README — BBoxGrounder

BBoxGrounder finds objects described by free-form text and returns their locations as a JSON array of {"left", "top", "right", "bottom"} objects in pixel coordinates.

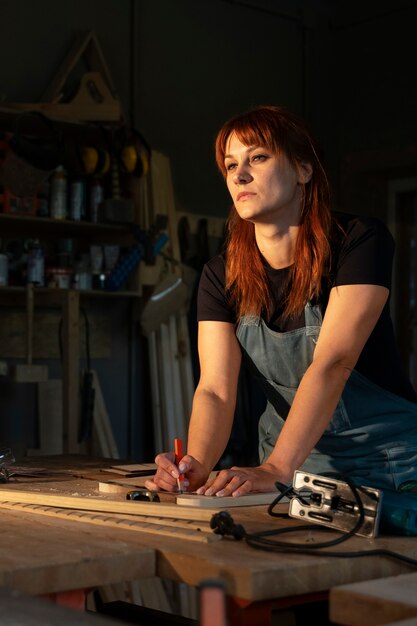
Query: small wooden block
[{"left": 176, "top": 492, "right": 279, "bottom": 508}]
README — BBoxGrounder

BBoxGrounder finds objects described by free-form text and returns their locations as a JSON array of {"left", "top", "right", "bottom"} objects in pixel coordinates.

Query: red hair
[{"left": 215, "top": 105, "right": 333, "bottom": 320}]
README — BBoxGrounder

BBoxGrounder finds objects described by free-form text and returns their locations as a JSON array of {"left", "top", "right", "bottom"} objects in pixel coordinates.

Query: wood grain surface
[{"left": 330, "top": 572, "right": 417, "bottom": 625}]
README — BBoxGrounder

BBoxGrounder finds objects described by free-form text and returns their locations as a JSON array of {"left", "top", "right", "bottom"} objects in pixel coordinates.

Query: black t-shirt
[{"left": 197, "top": 211, "right": 417, "bottom": 403}]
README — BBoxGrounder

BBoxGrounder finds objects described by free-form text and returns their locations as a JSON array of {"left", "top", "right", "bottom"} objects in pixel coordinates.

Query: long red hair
[{"left": 215, "top": 105, "right": 333, "bottom": 320}]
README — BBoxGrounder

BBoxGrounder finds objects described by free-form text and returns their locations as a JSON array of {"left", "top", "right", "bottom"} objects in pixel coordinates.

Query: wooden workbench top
[{"left": 1, "top": 456, "right": 416, "bottom": 603}]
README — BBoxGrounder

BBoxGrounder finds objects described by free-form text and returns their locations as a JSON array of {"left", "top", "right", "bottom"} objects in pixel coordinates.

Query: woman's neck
[{"left": 254, "top": 222, "right": 299, "bottom": 269}]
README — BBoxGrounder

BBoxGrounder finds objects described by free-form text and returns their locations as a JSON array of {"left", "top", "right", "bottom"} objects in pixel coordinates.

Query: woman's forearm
[
  {"left": 187, "top": 386, "right": 236, "bottom": 474},
  {"left": 267, "top": 359, "right": 350, "bottom": 482}
]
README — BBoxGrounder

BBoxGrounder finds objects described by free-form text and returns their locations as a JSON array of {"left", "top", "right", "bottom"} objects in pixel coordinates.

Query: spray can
[
  {"left": 27, "top": 239, "right": 44, "bottom": 286},
  {"left": 50, "top": 166, "right": 67, "bottom": 219},
  {"left": 89, "top": 176, "right": 104, "bottom": 223},
  {"left": 69, "top": 178, "right": 86, "bottom": 221}
]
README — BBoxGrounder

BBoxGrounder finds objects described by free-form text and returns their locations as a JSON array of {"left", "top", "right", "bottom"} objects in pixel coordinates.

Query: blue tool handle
[
  {"left": 379, "top": 489, "right": 417, "bottom": 536},
  {"left": 106, "top": 232, "right": 169, "bottom": 291}
]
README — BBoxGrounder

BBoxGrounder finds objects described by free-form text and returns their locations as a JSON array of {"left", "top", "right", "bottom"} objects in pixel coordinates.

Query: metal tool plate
[{"left": 288, "top": 471, "right": 382, "bottom": 538}]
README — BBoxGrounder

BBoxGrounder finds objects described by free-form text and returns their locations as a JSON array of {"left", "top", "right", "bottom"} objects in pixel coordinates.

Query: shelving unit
[
  {"left": 0, "top": 98, "right": 145, "bottom": 454},
  {"left": 0, "top": 214, "right": 142, "bottom": 454}
]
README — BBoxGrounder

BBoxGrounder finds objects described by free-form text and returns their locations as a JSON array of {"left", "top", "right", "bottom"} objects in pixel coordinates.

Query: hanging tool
[{"left": 105, "top": 218, "right": 169, "bottom": 291}]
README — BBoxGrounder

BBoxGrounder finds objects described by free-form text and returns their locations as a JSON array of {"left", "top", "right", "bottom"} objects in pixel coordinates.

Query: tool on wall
[
  {"left": 105, "top": 217, "right": 169, "bottom": 291},
  {"left": 12, "top": 283, "right": 48, "bottom": 383}
]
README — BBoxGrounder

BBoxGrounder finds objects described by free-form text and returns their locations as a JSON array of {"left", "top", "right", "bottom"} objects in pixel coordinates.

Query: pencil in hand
[{"left": 174, "top": 438, "right": 185, "bottom": 493}]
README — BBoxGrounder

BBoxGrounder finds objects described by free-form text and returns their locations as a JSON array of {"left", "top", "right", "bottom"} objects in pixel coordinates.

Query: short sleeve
[
  {"left": 197, "top": 255, "right": 236, "bottom": 322},
  {"left": 333, "top": 214, "right": 395, "bottom": 289}
]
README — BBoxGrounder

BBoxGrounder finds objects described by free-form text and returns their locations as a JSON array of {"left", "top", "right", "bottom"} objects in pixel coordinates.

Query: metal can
[
  {"left": 0, "top": 254, "right": 8, "bottom": 286},
  {"left": 27, "top": 240, "right": 44, "bottom": 286},
  {"left": 69, "top": 179, "right": 85, "bottom": 221},
  {"left": 50, "top": 166, "right": 67, "bottom": 220},
  {"left": 89, "top": 177, "right": 104, "bottom": 223}
]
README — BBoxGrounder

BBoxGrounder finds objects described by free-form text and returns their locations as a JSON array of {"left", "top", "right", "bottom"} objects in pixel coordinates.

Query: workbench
[{"left": 1, "top": 456, "right": 417, "bottom": 626}]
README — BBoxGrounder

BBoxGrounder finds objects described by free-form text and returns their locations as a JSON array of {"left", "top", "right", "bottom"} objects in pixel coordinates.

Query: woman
[{"left": 145, "top": 105, "right": 417, "bottom": 497}]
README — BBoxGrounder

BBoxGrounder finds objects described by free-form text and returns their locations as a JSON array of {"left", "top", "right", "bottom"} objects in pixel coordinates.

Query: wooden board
[
  {"left": 176, "top": 492, "right": 279, "bottom": 508},
  {"left": 329, "top": 572, "right": 417, "bottom": 626},
  {"left": 0, "top": 500, "right": 221, "bottom": 543},
  {"left": 0, "top": 487, "right": 216, "bottom": 521},
  {"left": 105, "top": 462, "right": 157, "bottom": 475}
]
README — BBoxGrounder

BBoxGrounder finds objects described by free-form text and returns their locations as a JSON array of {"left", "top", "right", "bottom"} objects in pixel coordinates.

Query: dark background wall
[{"left": 0, "top": 0, "right": 416, "bottom": 460}]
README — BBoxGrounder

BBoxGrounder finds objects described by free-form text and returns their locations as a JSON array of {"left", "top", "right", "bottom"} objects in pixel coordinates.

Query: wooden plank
[
  {"left": 91, "top": 370, "right": 120, "bottom": 459},
  {"left": 168, "top": 314, "right": 187, "bottom": 442},
  {"left": 13, "top": 283, "right": 48, "bottom": 383},
  {"left": 0, "top": 311, "right": 111, "bottom": 359},
  {"left": 329, "top": 572, "right": 417, "bottom": 626},
  {"left": 0, "top": 488, "right": 216, "bottom": 521},
  {"left": 177, "top": 313, "right": 195, "bottom": 418},
  {"left": 159, "top": 321, "right": 178, "bottom": 449},
  {"left": 8, "top": 101, "right": 121, "bottom": 122},
  {"left": 148, "top": 330, "right": 164, "bottom": 452},
  {"left": 109, "top": 462, "right": 157, "bottom": 474},
  {"left": 0, "top": 500, "right": 221, "bottom": 543},
  {"left": 62, "top": 290, "right": 80, "bottom": 454},
  {"left": 28, "top": 379, "right": 63, "bottom": 455}
]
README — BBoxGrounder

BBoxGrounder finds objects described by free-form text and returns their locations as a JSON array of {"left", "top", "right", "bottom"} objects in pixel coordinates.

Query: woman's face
[{"left": 224, "top": 133, "right": 311, "bottom": 224}]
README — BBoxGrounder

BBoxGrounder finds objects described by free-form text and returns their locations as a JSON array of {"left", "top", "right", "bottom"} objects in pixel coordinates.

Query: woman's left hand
[{"left": 195, "top": 462, "right": 282, "bottom": 497}]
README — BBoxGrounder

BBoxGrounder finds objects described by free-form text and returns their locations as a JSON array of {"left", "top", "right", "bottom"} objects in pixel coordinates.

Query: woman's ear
[{"left": 298, "top": 162, "right": 313, "bottom": 184}]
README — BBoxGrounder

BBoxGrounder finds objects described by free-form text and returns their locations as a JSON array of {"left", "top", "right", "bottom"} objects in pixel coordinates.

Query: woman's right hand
[{"left": 144, "top": 452, "right": 210, "bottom": 493}]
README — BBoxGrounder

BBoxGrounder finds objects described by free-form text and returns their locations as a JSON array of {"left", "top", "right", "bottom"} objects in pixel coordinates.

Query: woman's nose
[{"left": 233, "top": 166, "right": 250, "bottom": 184}]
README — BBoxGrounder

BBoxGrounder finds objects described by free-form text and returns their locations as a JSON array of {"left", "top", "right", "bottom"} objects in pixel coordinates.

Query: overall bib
[{"left": 236, "top": 303, "right": 417, "bottom": 491}]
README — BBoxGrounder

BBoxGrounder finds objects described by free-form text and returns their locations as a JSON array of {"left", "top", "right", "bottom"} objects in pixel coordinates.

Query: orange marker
[{"left": 174, "top": 438, "right": 185, "bottom": 493}]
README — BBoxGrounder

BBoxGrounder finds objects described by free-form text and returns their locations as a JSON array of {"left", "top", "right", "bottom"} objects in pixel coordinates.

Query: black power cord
[{"left": 210, "top": 475, "right": 417, "bottom": 568}]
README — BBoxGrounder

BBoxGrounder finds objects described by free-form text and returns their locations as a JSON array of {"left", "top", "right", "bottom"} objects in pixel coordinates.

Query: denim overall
[{"left": 236, "top": 302, "right": 417, "bottom": 491}]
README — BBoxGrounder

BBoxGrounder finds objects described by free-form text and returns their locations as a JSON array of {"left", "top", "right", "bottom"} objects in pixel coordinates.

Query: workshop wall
[
  {"left": 0, "top": 0, "right": 333, "bottom": 460},
  {"left": 0, "top": 0, "right": 415, "bottom": 460}
]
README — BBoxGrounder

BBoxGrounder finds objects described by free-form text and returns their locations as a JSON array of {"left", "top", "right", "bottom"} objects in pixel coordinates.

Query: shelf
[
  {"left": 0, "top": 286, "right": 140, "bottom": 307},
  {"left": 0, "top": 213, "right": 135, "bottom": 246}
]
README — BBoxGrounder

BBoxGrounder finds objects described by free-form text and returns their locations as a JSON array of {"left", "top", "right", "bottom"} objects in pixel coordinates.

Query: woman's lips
[{"left": 236, "top": 192, "right": 255, "bottom": 201}]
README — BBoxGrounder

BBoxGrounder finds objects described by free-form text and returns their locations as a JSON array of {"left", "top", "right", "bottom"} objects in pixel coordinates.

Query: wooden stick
[
  {"left": 0, "top": 500, "right": 220, "bottom": 543},
  {"left": 0, "top": 489, "right": 215, "bottom": 521},
  {"left": 92, "top": 370, "right": 120, "bottom": 459}
]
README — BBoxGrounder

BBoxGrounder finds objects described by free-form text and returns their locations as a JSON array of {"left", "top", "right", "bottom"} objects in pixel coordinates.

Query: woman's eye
[
  {"left": 251, "top": 154, "right": 267, "bottom": 162},
  {"left": 226, "top": 162, "right": 237, "bottom": 171}
]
